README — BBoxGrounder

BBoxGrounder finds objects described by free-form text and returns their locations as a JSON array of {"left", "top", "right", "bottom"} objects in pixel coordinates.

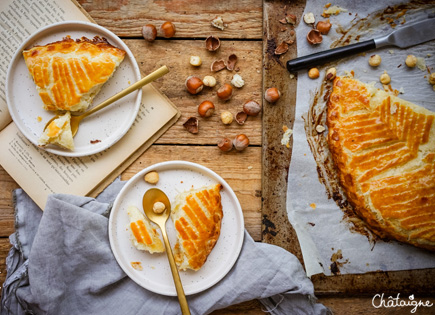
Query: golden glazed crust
[
  {"left": 327, "top": 76, "right": 435, "bottom": 251},
  {"left": 23, "top": 36, "right": 125, "bottom": 112},
  {"left": 171, "top": 184, "right": 223, "bottom": 271}
]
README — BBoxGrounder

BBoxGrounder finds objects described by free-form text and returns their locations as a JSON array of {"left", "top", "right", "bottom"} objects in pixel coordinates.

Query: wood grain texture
[
  {"left": 0, "top": 166, "right": 18, "bottom": 238},
  {"left": 261, "top": 0, "right": 305, "bottom": 259},
  {"left": 121, "top": 145, "right": 262, "bottom": 241},
  {"left": 0, "top": 238, "right": 12, "bottom": 293},
  {"left": 126, "top": 39, "right": 263, "bottom": 145},
  {"left": 77, "top": 0, "right": 262, "bottom": 39}
]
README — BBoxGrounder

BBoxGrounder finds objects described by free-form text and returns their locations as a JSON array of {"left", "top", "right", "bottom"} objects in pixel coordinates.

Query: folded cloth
[{"left": 1, "top": 180, "right": 329, "bottom": 315}]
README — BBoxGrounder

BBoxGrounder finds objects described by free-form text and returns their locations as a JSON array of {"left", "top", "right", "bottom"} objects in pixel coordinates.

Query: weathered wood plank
[
  {"left": 125, "top": 39, "right": 263, "bottom": 146},
  {"left": 77, "top": 0, "right": 263, "bottom": 39},
  {"left": 121, "top": 144, "right": 262, "bottom": 241},
  {"left": 0, "top": 167, "right": 18, "bottom": 237},
  {"left": 0, "top": 238, "right": 12, "bottom": 294}
]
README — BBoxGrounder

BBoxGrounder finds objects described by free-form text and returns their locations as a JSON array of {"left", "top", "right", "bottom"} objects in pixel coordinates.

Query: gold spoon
[
  {"left": 44, "top": 65, "right": 169, "bottom": 137},
  {"left": 142, "top": 188, "right": 191, "bottom": 315}
]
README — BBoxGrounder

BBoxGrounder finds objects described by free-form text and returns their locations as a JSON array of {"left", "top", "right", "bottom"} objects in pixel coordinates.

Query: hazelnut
[
  {"left": 405, "top": 54, "right": 418, "bottom": 68},
  {"left": 275, "top": 42, "right": 289, "bottom": 55},
  {"left": 303, "top": 12, "right": 315, "bottom": 24},
  {"left": 233, "top": 134, "right": 249, "bottom": 151},
  {"left": 160, "top": 21, "right": 176, "bottom": 38},
  {"left": 325, "top": 67, "right": 337, "bottom": 80},
  {"left": 203, "top": 76, "right": 217, "bottom": 87},
  {"left": 316, "top": 20, "right": 332, "bottom": 35},
  {"left": 211, "top": 16, "right": 225, "bottom": 30},
  {"left": 217, "top": 83, "right": 233, "bottom": 100},
  {"left": 243, "top": 100, "right": 262, "bottom": 116},
  {"left": 220, "top": 111, "right": 233, "bottom": 125},
  {"left": 369, "top": 54, "right": 382, "bottom": 67},
  {"left": 264, "top": 87, "right": 281, "bottom": 103},
  {"left": 190, "top": 56, "right": 202, "bottom": 67},
  {"left": 205, "top": 35, "right": 220, "bottom": 51},
  {"left": 198, "top": 100, "right": 215, "bottom": 117},
  {"left": 231, "top": 74, "right": 245, "bottom": 88},
  {"left": 144, "top": 171, "right": 159, "bottom": 184},
  {"left": 142, "top": 24, "right": 157, "bottom": 42},
  {"left": 211, "top": 59, "right": 226, "bottom": 72},
  {"left": 308, "top": 68, "right": 320, "bottom": 79},
  {"left": 218, "top": 138, "right": 233, "bottom": 152},
  {"left": 429, "top": 73, "right": 435, "bottom": 85},
  {"left": 185, "top": 76, "right": 204, "bottom": 94},
  {"left": 226, "top": 54, "right": 238, "bottom": 71},
  {"left": 183, "top": 117, "right": 199, "bottom": 134},
  {"left": 235, "top": 111, "right": 248, "bottom": 125},
  {"left": 307, "top": 29, "right": 323, "bottom": 45},
  {"left": 380, "top": 71, "right": 391, "bottom": 84},
  {"left": 153, "top": 201, "right": 166, "bottom": 214}
]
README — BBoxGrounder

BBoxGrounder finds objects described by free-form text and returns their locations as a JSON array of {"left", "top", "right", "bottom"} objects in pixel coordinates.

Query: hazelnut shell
[
  {"left": 183, "top": 117, "right": 199, "bottom": 134},
  {"left": 226, "top": 54, "right": 238, "bottom": 71},
  {"left": 307, "top": 29, "right": 323, "bottom": 45},
  {"left": 205, "top": 35, "right": 221, "bottom": 51},
  {"left": 275, "top": 42, "right": 289, "bottom": 55},
  {"left": 316, "top": 20, "right": 332, "bottom": 35},
  {"left": 235, "top": 111, "right": 248, "bottom": 125},
  {"left": 211, "top": 59, "right": 226, "bottom": 72}
]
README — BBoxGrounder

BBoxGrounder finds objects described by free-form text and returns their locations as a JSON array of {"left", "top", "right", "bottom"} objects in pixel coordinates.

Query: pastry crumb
[
  {"left": 131, "top": 261, "right": 143, "bottom": 271},
  {"left": 37, "top": 116, "right": 42, "bottom": 122},
  {"left": 310, "top": 203, "right": 317, "bottom": 209},
  {"left": 281, "top": 125, "right": 293, "bottom": 148}
]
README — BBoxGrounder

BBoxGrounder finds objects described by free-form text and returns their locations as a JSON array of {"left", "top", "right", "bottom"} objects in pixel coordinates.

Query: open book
[{"left": 0, "top": 0, "right": 180, "bottom": 209}]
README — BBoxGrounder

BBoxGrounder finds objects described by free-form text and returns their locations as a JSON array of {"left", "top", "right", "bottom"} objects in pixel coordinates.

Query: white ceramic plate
[
  {"left": 108, "top": 161, "right": 245, "bottom": 296},
  {"left": 6, "top": 21, "right": 142, "bottom": 157}
]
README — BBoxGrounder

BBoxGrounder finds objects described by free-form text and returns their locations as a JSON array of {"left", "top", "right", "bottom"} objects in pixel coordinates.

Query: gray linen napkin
[{"left": 1, "top": 181, "right": 329, "bottom": 315}]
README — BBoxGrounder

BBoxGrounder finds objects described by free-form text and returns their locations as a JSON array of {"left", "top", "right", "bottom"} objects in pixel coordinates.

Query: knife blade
[{"left": 287, "top": 18, "right": 435, "bottom": 73}]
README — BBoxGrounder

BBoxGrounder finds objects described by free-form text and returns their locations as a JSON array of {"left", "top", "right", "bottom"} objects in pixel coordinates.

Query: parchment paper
[{"left": 286, "top": 0, "right": 435, "bottom": 277}]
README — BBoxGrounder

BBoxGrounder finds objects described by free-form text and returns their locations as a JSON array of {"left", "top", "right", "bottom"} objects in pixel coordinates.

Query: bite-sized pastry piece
[
  {"left": 127, "top": 205, "right": 164, "bottom": 254},
  {"left": 23, "top": 36, "right": 125, "bottom": 112},
  {"left": 327, "top": 76, "right": 435, "bottom": 251},
  {"left": 38, "top": 111, "right": 74, "bottom": 150},
  {"left": 171, "top": 184, "right": 223, "bottom": 271}
]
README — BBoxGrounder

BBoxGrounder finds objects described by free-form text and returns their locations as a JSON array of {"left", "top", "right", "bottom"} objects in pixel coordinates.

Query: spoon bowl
[
  {"left": 142, "top": 188, "right": 191, "bottom": 315},
  {"left": 44, "top": 65, "right": 169, "bottom": 137}
]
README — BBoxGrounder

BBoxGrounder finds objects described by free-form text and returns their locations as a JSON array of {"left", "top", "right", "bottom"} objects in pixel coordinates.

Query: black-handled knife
[{"left": 287, "top": 18, "right": 435, "bottom": 73}]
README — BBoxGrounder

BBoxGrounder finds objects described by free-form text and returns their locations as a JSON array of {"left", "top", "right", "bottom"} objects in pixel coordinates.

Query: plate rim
[
  {"left": 108, "top": 160, "right": 245, "bottom": 296},
  {"left": 5, "top": 20, "right": 142, "bottom": 157}
]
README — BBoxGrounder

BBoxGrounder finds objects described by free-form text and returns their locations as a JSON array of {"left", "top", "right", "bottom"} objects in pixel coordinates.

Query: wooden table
[{"left": 1, "top": 1, "right": 434, "bottom": 314}]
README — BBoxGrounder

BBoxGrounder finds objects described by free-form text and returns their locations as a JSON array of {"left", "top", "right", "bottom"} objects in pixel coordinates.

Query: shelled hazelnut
[
  {"left": 369, "top": 54, "right": 382, "bottom": 67},
  {"left": 203, "top": 76, "right": 217, "bottom": 87},
  {"left": 220, "top": 111, "right": 233, "bottom": 125},
  {"left": 308, "top": 68, "right": 320, "bottom": 79},
  {"left": 160, "top": 21, "right": 176, "bottom": 38},
  {"left": 185, "top": 76, "right": 204, "bottom": 94},
  {"left": 198, "top": 100, "right": 215, "bottom": 117},
  {"left": 233, "top": 134, "right": 249, "bottom": 151},
  {"left": 405, "top": 55, "right": 417, "bottom": 68},
  {"left": 429, "top": 73, "right": 435, "bottom": 85},
  {"left": 243, "top": 100, "right": 262, "bottom": 116},
  {"left": 144, "top": 171, "right": 159, "bottom": 184},
  {"left": 142, "top": 24, "right": 157, "bottom": 42},
  {"left": 380, "top": 71, "right": 391, "bottom": 84},
  {"left": 217, "top": 83, "right": 233, "bottom": 100},
  {"left": 325, "top": 67, "right": 336, "bottom": 80},
  {"left": 303, "top": 12, "right": 315, "bottom": 25},
  {"left": 153, "top": 201, "right": 166, "bottom": 214},
  {"left": 231, "top": 74, "right": 245, "bottom": 88},
  {"left": 264, "top": 87, "right": 281, "bottom": 103},
  {"left": 190, "top": 56, "right": 202, "bottom": 66}
]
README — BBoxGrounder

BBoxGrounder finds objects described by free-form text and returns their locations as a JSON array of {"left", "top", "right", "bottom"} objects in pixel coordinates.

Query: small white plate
[
  {"left": 6, "top": 21, "right": 141, "bottom": 157},
  {"left": 108, "top": 161, "right": 245, "bottom": 296}
]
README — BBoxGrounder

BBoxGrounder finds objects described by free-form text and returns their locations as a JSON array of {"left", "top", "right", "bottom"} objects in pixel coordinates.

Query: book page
[
  {"left": 0, "top": 84, "right": 180, "bottom": 209},
  {"left": 0, "top": 0, "right": 91, "bottom": 130}
]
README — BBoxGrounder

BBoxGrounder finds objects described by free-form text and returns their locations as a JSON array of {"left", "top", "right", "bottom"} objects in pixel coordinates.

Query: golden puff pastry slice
[
  {"left": 23, "top": 36, "right": 125, "bottom": 112},
  {"left": 171, "top": 184, "right": 223, "bottom": 271},
  {"left": 327, "top": 76, "right": 435, "bottom": 251},
  {"left": 127, "top": 205, "right": 164, "bottom": 254},
  {"left": 38, "top": 111, "right": 74, "bottom": 150}
]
